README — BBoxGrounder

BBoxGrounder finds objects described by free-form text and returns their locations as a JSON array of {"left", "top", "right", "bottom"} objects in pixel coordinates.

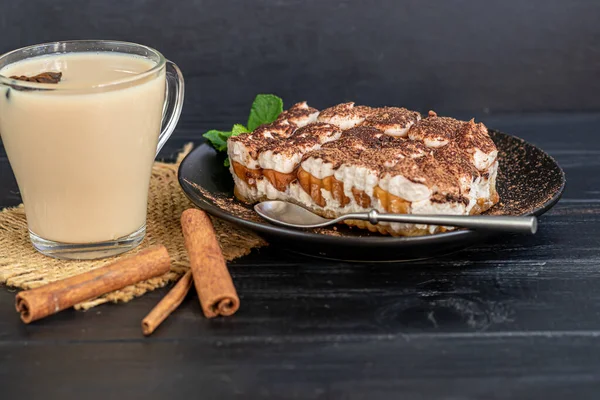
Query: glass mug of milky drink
[{"left": 0, "top": 40, "right": 184, "bottom": 260}]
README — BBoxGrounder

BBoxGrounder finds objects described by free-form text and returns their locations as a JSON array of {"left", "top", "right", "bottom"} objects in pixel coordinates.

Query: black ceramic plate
[{"left": 178, "top": 130, "right": 565, "bottom": 262}]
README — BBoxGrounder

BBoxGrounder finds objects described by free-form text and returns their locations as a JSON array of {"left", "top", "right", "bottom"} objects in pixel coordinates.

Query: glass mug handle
[{"left": 156, "top": 60, "right": 185, "bottom": 157}]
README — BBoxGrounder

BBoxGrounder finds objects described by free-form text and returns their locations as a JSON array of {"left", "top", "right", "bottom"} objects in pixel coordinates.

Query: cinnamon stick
[
  {"left": 141, "top": 270, "right": 193, "bottom": 336},
  {"left": 15, "top": 245, "right": 171, "bottom": 323},
  {"left": 181, "top": 209, "right": 240, "bottom": 318}
]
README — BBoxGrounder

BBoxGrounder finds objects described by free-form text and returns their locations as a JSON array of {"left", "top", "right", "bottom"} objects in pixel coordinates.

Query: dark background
[{"left": 2, "top": 0, "right": 599, "bottom": 130}]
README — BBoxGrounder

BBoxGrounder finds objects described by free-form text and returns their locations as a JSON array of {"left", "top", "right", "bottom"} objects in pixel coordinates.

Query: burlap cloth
[{"left": 0, "top": 143, "right": 266, "bottom": 310}]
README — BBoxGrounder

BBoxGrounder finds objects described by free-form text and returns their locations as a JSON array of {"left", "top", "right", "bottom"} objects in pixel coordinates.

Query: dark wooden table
[{"left": 1, "top": 113, "right": 599, "bottom": 399}]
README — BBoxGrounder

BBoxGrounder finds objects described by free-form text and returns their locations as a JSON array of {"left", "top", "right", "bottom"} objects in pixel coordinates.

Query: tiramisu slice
[{"left": 227, "top": 102, "right": 500, "bottom": 236}]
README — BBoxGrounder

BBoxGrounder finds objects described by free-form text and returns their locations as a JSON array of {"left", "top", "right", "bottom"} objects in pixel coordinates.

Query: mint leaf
[
  {"left": 231, "top": 124, "right": 249, "bottom": 136},
  {"left": 247, "top": 94, "right": 284, "bottom": 131},
  {"left": 203, "top": 130, "right": 230, "bottom": 152}
]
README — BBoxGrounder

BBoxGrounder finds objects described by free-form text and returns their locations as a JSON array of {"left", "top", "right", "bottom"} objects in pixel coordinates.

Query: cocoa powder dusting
[
  {"left": 360, "top": 107, "right": 421, "bottom": 131},
  {"left": 317, "top": 102, "right": 373, "bottom": 121},
  {"left": 190, "top": 182, "right": 263, "bottom": 223}
]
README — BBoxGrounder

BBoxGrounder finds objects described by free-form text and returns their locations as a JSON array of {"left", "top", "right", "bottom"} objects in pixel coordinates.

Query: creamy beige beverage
[{"left": 0, "top": 52, "right": 166, "bottom": 243}]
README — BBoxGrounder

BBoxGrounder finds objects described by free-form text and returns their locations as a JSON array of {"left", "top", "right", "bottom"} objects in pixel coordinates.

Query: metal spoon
[{"left": 254, "top": 200, "right": 537, "bottom": 234}]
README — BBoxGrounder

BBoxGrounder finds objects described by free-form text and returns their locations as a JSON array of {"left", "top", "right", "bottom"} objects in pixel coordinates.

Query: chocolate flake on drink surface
[{"left": 10, "top": 71, "right": 62, "bottom": 84}]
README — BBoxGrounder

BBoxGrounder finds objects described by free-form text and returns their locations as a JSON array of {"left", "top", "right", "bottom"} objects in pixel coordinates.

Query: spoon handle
[{"left": 341, "top": 210, "right": 537, "bottom": 234}]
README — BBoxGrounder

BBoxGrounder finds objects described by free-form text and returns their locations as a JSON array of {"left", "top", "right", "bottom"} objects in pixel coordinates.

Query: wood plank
[{"left": 1, "top": 336, "right": 600, "bottom": 399}]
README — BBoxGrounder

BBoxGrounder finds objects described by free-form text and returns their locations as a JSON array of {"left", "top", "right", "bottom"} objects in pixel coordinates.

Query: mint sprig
[
  {"left": 203, "top": 94, "right": 284, "bottom": 166},
  {"left": 247, "top": 94, "right": 284, "bottom": 131}
]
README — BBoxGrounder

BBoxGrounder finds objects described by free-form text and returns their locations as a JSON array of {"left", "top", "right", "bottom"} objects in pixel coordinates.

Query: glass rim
[{"left": 0, "top": 39, "right": 166, "bottom": 91}]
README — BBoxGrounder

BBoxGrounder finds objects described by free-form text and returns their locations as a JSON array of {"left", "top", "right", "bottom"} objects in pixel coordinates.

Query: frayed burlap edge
[{"left": 0, "top": 143, "right": 267, "bottom": 310}]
